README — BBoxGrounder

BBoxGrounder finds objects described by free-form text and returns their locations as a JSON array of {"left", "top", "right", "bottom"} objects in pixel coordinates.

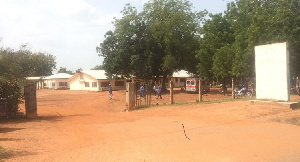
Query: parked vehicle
[
  {"left": 185, "top": 78, "right": 210, "bottom": 93},
  {"left": 234, "top": 87, "right": 252, "bottom": 98}
]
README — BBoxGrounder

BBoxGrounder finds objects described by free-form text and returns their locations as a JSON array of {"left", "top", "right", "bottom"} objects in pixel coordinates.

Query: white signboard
[{"left": 255, "top": 42, "right": 290, "bottom": 101}]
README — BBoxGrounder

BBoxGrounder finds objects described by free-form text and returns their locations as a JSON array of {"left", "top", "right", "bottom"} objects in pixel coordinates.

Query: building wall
[
  {"left": 44, "top": 78, "right": 69, "bottom": 89},
  {"left": 69, "top": 73, "right": 99, "bottom": 91},
  {"left": 155, "top": 77, "right": 186, "bottom": 88}
]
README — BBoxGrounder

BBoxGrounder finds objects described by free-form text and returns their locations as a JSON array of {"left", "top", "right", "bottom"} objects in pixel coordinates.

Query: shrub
[{"left": 0, "top": 78, "right": 24, "bottom": 117}]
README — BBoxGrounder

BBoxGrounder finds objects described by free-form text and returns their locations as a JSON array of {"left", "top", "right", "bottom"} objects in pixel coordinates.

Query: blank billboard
[{"left": 255, "top": 42, "right": 290, "bottom": 101}]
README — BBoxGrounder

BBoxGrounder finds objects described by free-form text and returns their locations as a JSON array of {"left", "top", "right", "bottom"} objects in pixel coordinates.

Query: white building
[
  {"left": 155, "top": 70, "right": 193, "bottom": 88},
  {"left": 170, "top": 70, "right": 194, "bottom": 88},
  {"left": 68, "top": 70, "right": 128, "bottom": 91},
  {"left": 43, "top": 73, "right": 73, "bottom": 89},
  {"left": 26, "top": 76, "right": 45, "bottom": 89}
]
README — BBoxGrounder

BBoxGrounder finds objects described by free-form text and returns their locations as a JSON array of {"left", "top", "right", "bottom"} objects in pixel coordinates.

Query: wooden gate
[
  {"left": 126, "top": 82, "right": 152, "bottom": 110},
  {"left": 135, "top": 82, "right": 151, "bottom": 107}
]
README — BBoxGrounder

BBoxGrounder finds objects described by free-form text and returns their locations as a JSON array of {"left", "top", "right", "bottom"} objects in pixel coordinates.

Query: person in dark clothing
[
  {"left": 108, "top": 84, "right": 112, "bottom": 99},
  {"left": 157, "top": 84, "right": 162, "bottom": 99}
]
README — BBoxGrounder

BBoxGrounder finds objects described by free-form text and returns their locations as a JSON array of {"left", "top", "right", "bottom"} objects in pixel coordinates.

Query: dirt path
[{"left": 1, "top": 89, "right": 300, "bottom": 161}]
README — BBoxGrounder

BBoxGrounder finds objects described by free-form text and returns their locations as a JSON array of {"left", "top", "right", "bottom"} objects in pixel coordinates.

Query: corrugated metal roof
[
  {"left": 172, "top": 70, "right": 193, "bottom": 78},
  {"left": 44, "top": 73, "right": 73, "bottom": 79},
  {"left": 26, "top": 76, "right": 44, "bottom": 80},
  {"left": 82, "top": 70, "right": 108, "bottom": 80}
]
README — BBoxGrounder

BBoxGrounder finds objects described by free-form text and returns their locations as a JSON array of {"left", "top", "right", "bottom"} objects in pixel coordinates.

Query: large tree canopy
[
  {"left": 57, "top": 67, "right": 74, "bottom": 75},
  {"left": 0, "top": 44, "right": 56, "bottom": 79},
  {"left": 196, "top": 13, "right": 234, "bottom": 79},
  {"left": 97, "top": 0, "right": 204, "bottom": 80},
  {"left": 98, "top": 0, "right": 300, "bottom": 82},
  {"left": 0, "top": 44, "right": 56, "bottom": 117},
  {"left": 196, "top": 0, "right": 300, "bottom": 80}
]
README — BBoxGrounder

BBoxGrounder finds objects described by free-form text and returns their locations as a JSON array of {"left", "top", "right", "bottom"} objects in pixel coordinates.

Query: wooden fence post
[
  {"left": 199, "top": 79, "right": 202, "bottom": 102},
  {"left": 232, "top": 77, "right": 235, "bottom": 99},
  {"left": 170, "top": 81, "right": 174, "bottom": 104}
]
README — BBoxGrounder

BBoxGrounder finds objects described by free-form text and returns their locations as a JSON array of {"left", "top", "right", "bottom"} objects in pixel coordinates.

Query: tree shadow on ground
[
  {"left": 0, "top": 128, "right": 25, "bottom": 133},
  {"left": 0, "top": 113, "right": 92, "bottom": 125}
]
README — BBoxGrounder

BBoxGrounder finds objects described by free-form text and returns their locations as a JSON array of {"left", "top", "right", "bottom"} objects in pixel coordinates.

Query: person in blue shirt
[
  {"left": 140, "top": 84, "right": 145, "bottom": 98},
  {"left": 157, "top": 84, "right": 162, "bottom": 99}
]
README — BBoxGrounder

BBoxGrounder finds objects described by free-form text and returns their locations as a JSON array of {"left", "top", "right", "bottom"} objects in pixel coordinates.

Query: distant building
[
  {"left": 68, "top": 70, "right": 128, "bottom": 91},
  {"left": 26, "top": 76, "right": 45, "bottom": 90},
  {"left": 170, "top": 70, "right": 194, "bottom": 88},
  {"left": 43, "top": 73, "right": 73, "bottom": 89},
  {"left": 156, "top": 70, "right": 194, "bottom": 88}
]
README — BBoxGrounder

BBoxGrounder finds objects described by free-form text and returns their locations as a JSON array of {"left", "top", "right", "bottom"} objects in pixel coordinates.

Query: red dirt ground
[{"left": 1, "top": 88, "right": 300, "bottom": 161}]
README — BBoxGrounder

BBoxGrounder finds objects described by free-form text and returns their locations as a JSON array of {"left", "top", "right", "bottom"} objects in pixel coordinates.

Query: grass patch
[
  {"left": 272, "top": 116, "right": 300, "bottom": 126},
  {"left": 0, "top": 146, "right": 13, "bottom": 161}
]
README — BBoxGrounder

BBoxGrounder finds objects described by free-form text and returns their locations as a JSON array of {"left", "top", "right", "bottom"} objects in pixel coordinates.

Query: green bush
[{"left": 0, "top": 78, "right": 24, "bottom": 117}]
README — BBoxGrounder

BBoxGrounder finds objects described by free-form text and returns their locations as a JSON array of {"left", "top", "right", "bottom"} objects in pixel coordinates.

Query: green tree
[
  {"left": 196, "top": 13, "right": 234, "bottom": 79},
  {"left": 0, "top": 46, "right": 56, "bottom": 79},
  {"left": 91, "top": 65, "right": 104, "bottom": 70},
  {"left": 212, "top": 45, "right": 234, "bottom": 80},
  {"left": 98, "top": 0, "right": 204, "bottom": 85},
  {"left": 226, "top": 0, "right": 300, "bottom": 78},
  {"left": 57, "top": 67, "right": 74, "bottom": 75},
  {"left": 0, "top": 45, "right": 56, "bottom": 117},
  {"left": 197, "top": 0, "right": 300, "bottom": 82}
]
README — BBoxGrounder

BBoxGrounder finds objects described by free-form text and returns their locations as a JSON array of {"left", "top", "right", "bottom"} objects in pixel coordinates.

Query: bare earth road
[{"left": 1, "top": 89, "right": 300, "bottom": 161}]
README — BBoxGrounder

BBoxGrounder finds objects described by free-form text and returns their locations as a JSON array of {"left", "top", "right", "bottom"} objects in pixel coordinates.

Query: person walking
[
  {"left": 108, "top": 84, "right": 112, "bottom": 99},
  {"left": 140, "top": 84, "right": 145, "bottom": 99},
  {"left": 157, "top": 84, "right": 162, "bottom": 99},
  {"left": 153, "top": 84, "right": 156, "bottom": 96}
]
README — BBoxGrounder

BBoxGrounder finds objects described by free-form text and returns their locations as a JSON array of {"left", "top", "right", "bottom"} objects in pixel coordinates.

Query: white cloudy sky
[{"left": 0, "top": 0, "right": 229, "bottom": 73}]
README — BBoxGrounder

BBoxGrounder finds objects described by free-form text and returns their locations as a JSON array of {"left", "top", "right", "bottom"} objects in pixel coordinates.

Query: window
[
  {"left": 101, "top": 82, "right": 110, "bottom": 87},
  {"left": 191, "top": 81, "right": 195, "bottom": 85},
  {"left": 187, "top": 81, "right": 191, "bottom": 85},
  {"left": 52, "top": 82, "right": 55, "bottom": 87},
  {"left": 115, "top": 81, "right": 124, "bottom": 86},
  {"left": 175, "top": 78, "right": 178, "bottom": 82},
  {"left": 180, "top": 78, "right": 186, "bottom": 82},
  {"left": 43, "top": 83, "right": 47, "bottom": 87},
  {"left": 92, "top": 82, "right": 97, "bottom": 87},
  {"left": 85, "top": 82, "right": 90, "bottom": 87},
  {"left": 59, "top": 82, "right": 67, "bottom": 87}
]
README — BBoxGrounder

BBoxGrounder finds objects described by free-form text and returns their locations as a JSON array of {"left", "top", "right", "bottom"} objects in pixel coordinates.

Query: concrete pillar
[
  {"left": 126, "top": 82, "right": 136, "bottom": 110},
  {"left": 199, "top": 79, "right": 202, "bottom": 102},
  {"left": 170, "top": 81, "right": 174, "bottom": 104},
  {"left": 232, "top": 78, "right": 235, "bottom": 99},
  {"left": 24, "top": 83, "right": 37, "bottom": 118}
]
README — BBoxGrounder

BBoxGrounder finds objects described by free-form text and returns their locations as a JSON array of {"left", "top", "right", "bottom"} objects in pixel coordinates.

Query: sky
[{"left": 0, "top": 0, "right": 230, "bottom": 74}]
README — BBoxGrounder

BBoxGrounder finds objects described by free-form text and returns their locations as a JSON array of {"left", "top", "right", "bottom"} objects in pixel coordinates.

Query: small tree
[{"left": 0, "top": 45, "right": 56, "bottom": 117}]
